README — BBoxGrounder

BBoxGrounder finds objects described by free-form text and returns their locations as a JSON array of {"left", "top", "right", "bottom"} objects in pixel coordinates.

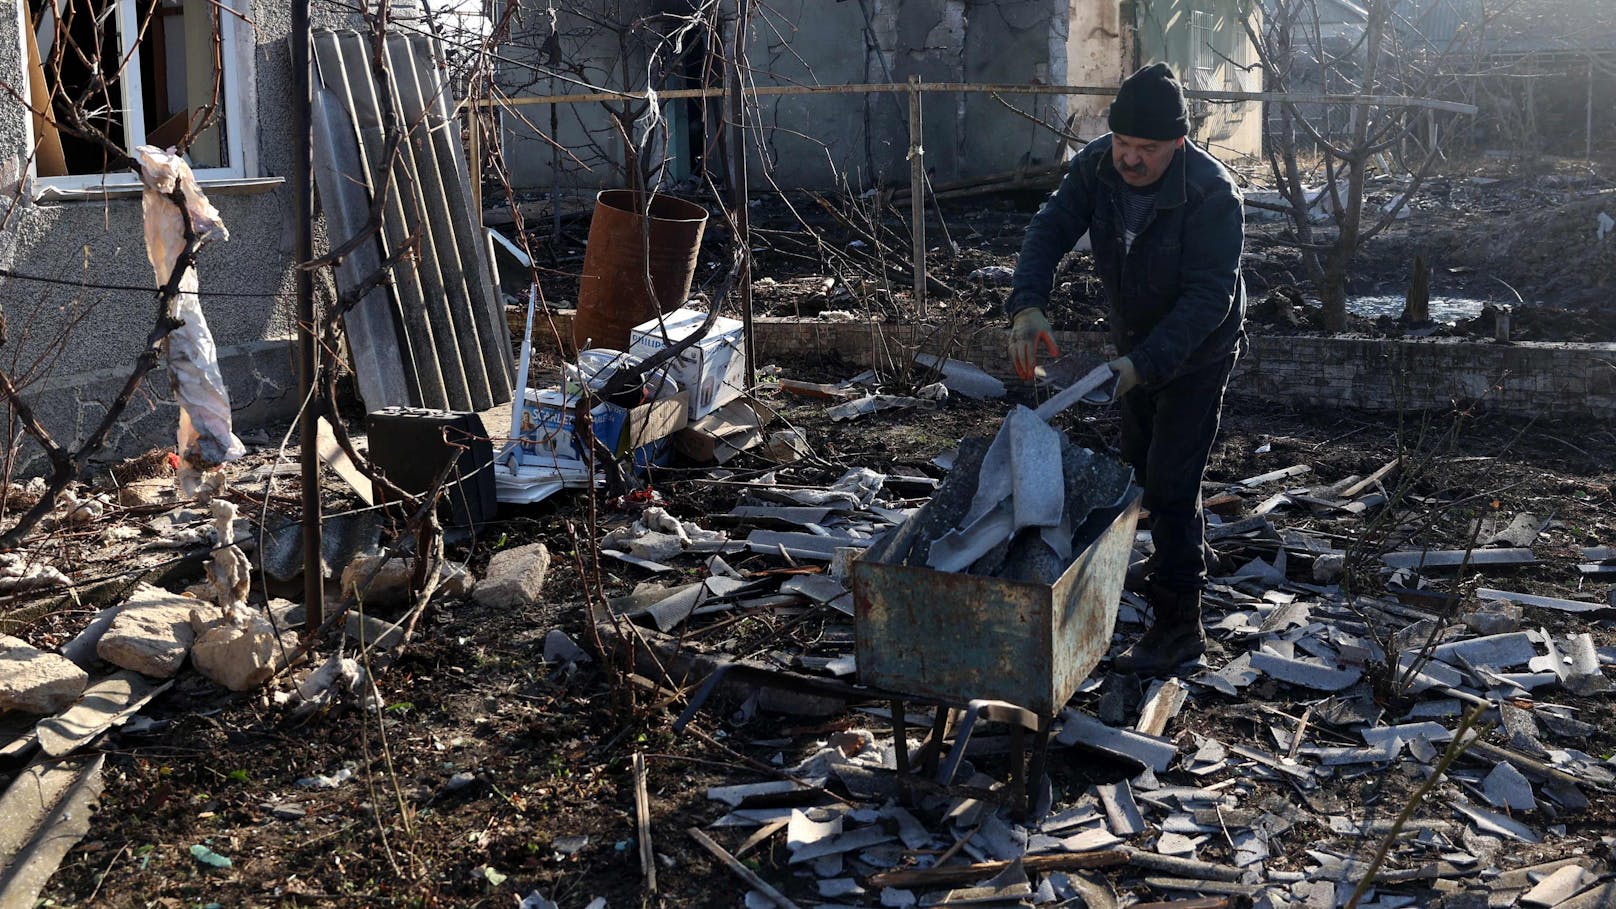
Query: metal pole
[
  {"left": 907, "top": 74, "right": 927, "bottom": 316},
  {"left": 469, "top": 105, "right": 482, "bottom": 223},
  {"left": 1588, "top": 56, "right": 1596, "bottom": 162},
  {"left": 728, "top": 0, "right": 755, "bottom": 389},
  {"left": 293, "top": 0, "right": 322, "bottom": 631}
]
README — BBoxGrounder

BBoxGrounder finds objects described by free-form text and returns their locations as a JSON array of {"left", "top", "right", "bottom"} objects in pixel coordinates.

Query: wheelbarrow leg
[
  {"left": 937, "top": 700, "right": 990, "bottom": 785},
  {"left": 921, "top": 707, "right": 953, "bottom": 777},
  {"left": 891, "top": 699, "right": 910, "bottom": 777},
  {"left": 1024, "top": 713, "right": 1054, "bottom": 820},
  {"left": 891, "top": 699, "right": 912, "bottom": 806},
  {"left": 1009, "top": 721, "right": 1027, "bottom": 812}
]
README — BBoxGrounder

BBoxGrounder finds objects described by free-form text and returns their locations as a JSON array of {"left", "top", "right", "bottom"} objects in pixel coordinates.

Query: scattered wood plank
[
  {"left": 1339, "top": 457, "right": 1399, "bottom": 499},
  {"left": 687, "top": 827, "right": 804, "bottom": 909},
  {"left": 1134, "top": 679, "right": 1187, "bottom": 738},
  {"left": 633, "top": 753, "right": 656, "bottom": 895},
  {"left": 777, "top": 379, "right": 856, "bottom": 400},
  {"left": 1132, "top": 899, "right": 1230, "bottom": 909},
  {"left": 734, "top": 818, "right": 790, "bottom": 859},
  {"left": 1122, "top": 850, "right": 1245, "bottom": 882},
  {"left": 865, "top": 850, "right": 1127, "bottom": 889},
  {"left": 1143, "top": 878, "right": 1261, "bottom": 897}
]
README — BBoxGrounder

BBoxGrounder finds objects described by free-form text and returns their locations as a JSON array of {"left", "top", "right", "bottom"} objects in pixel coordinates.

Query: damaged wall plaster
[
  {"left": 0, "top": 2, "right": 375, "bottom": 475},
  {"left": 502, "top": 0, "right": 1263, "bottom": 196}
]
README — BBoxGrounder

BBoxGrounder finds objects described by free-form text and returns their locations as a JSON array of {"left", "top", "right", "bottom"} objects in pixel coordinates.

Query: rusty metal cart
[{"left": 850, "top": 489, "right": 1141, "bottom": 808}]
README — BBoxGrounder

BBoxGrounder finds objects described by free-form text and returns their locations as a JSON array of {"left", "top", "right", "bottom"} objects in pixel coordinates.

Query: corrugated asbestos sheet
[{"left": 311, "top": 30, "right": 512, "bottom": 412}]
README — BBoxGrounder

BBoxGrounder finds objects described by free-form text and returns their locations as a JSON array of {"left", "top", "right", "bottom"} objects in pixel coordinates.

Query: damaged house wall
[
  {"left": 1136, "top": 0, "right": 1263, "bottom": 159},
  {"left": 1462, "top": 0, "right": 1616, "bottom": 155},
  {"left": 0, "top": 2, "right": 376, "bottom": 476},
  {"left": 496, "top": 0, "right": 660, "bottom": 195},
  {"left": 501, "top": 0, "right": 1264, "bottom": 196}
]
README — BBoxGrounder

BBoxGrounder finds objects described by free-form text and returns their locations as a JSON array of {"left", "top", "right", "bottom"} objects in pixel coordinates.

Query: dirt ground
[
  {"left": 21, "top": 374, "right": 1615, "bottom": 908},
  {"left": 9, "top": 155, "right": 1616, "bottom": 908}
]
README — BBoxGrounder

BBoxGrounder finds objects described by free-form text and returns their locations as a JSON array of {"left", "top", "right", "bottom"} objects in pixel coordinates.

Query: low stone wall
[{"left": 536, "top": 313, "right": 1616, "bottom": 421}]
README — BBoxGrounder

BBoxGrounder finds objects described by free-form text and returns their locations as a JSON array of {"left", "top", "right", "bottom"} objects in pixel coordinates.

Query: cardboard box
[
  {"left": 511, "top": 386, "right": 688, "bottom": 469},
  {"left": 673, "top": 397, "right": 771, "bottom": 464},
  {"left": 629, "top": 308, "right": 747, "bottom": 420}
]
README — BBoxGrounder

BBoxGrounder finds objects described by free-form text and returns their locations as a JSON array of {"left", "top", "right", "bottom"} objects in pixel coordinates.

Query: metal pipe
[
  {"left": 727, "top": 0, "right": 755, "bottom": 389},
  {"left": 479, "top": 82, "right": 1482, "bottom": 116},
  {"left": 908, "top": 75, "right": 926, "bottom": 316},
  {"left": 293, "top": 0, "right": 322, "bottom": 631}
]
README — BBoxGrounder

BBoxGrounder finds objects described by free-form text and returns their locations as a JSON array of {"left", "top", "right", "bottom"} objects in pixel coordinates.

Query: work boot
[
  {"left": 1125, "top": 543, "right": 1223, "bottom": 594},
  {"left": 1124, "top": 553, "right": 1157, "bottom": 594},
  {"left": 1112, "top": 584, "right": 1206, "bottom": 676}
]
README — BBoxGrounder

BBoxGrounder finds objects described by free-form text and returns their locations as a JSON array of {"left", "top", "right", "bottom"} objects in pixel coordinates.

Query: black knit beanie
[{"left": 1108, "top": 63, "right": 1188, "bottom": 140}]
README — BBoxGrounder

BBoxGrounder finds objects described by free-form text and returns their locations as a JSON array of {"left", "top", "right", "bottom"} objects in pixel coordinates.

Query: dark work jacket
[{"left": 1007, "top": 135, "right": 1246, "bottom": 387}]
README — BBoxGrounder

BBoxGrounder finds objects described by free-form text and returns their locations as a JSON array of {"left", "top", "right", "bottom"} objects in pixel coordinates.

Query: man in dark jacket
[{"left": 1007, "top": 63, "right": 1245, "bottom": 677}]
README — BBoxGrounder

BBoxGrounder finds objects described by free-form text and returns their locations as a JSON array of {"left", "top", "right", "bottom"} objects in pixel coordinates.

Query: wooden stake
[
  {"left": 633, "top": 752, "right": 656, "bottom": 894},
  {"left": 688, "top": 827, "right": 805, "bottom": 909}
]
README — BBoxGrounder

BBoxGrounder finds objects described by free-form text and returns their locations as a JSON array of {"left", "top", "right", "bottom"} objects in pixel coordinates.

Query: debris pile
[{"left": 595, "top": 416, "right": 1615, "bottom": 907}]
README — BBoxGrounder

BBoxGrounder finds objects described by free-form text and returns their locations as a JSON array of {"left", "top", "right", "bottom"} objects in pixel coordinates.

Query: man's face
[{"left": 1112, "top": 133, "right": 1182, "bottom": 187}]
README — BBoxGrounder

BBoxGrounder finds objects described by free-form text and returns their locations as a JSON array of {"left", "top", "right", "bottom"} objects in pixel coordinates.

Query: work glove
[
  {"left": 1108, "top": 355, "right": 1141, "bottom": 398},
  {"left": 1009, "top": 308, "right": 1059, "bottom": 382}
]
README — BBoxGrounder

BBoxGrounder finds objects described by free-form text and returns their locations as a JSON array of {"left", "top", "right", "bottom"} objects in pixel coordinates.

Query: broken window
[{"left": 26, "top": 0, "right": 249, "bottom": 185}]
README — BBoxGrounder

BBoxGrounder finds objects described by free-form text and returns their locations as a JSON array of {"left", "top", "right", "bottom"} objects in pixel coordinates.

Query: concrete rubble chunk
[
  {"left": 1057, "top": 710, "right": 1177, "bottom": 772},
  {"left": 1452, "top": 800, "right": 1540, "bottom": 843},
  {"left": 1550, "top": 883, "right": 1616, "bottom": 909},
  {"left": 1239, "top": 464, "right": 1311, "bottom": 487},
  {"left": 190, "top": 604, "right": 288, "bottom": 691},
  {"left": 1382, "top": 548, "right": 1537, "bottom": 570},
  {"left": 786, "top": 807, "right": 842, "bottom": 851},
  {"left": 914, "top": 354, "right": 1006, "bottom": 400},
  {"left": 787, "top": 826, "right": 893, "bottom": 864},
  {"left": 1363, "top": 722, "right": 1452, "bottom": 748},
  {"left": 1430, "top": 632, "right": 1536, "bottom": 670},
  {"left": 1248, "top": 651, "right": 1362, "bottom": 691},
  {"left": 780, "top": 574, "right": 847, "bottom": 604},
  {"left": 1564, "top": 633, "right": 1612, "bottom": 696},
  {"left": 1520, "top": 864, "right": 1588, "bottom": 907},
  {"left": 1096, "top": 781, "right": 1145, "bottom": 836},
  {"left": 475, "top": 542, "right": 550, "bottom": 609},
  {"left": 706, "top": 780, "right": 805, "bottom": 808},
  {"left": 0, "top": 636, "right": 89, "bottom": 715},
  {"left": 1481, "top": 761, "right": 1535, "bottom": 812},
  {"left": 1475, "top": 588, "right": 1608, "bottom": 614},
  {"left": 340, "top": 554, "right": 415, "bottom": 607},
  {"left": 884, "top": 805, "right": 930, "bottom": 851},
  {"left": 1463, "top": 600, "right": 1523, "bottom": 635},
  {"left": 95, "top": 584, "right": 197, "bottom": 678}
]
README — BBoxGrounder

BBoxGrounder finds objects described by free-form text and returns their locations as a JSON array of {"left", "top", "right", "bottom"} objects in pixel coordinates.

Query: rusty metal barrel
[{"left": 573, "top": 189, "right": 708, "bottom": 352}]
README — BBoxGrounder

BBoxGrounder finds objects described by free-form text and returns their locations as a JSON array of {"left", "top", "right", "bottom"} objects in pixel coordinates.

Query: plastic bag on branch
[{"left": 135, "top": 146, "right": 244, "bottom": 494}]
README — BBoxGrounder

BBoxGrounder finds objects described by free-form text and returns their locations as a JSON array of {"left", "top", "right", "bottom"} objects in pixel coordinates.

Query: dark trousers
[{"left": 1118, "top": 354, "right": 1235, "bottom": 593}]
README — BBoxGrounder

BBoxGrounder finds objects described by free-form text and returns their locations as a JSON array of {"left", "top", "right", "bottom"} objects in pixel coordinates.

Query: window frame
[
  {"left": 21, "top": 0, "right": 258, "bottom": 192},
  {"left": 1190, "top": 7, "right": 1218, "bottom": 88}
]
